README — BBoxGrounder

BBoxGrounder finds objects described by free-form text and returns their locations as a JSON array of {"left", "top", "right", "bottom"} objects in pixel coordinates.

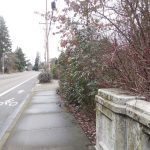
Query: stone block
[{"left": 95, "top": 88, "right": 150, "bottom": 150}]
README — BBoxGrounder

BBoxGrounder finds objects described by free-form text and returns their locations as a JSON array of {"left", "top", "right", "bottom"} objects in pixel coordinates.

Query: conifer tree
[
  {"left": 33, "top": 52, "right": 40, "bottom": 71},
  {"left": 15, "top": 47, "right": 26, "bottom": 72},
  {"left": 0, "top": 16, "right": 12, "bottom": 71}
]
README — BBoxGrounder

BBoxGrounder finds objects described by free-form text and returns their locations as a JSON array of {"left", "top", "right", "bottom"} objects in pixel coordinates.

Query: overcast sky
[{"left": 0, "top": 0, "right": 64, "bottom": 64}]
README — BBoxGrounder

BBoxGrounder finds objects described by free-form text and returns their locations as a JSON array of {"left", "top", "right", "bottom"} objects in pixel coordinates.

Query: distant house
[
  {"left": 26, "top": 63, "right": 33, "bottom": 71},
  {"left": 49, "top": 58, "right": 57, "bottom": 68}
]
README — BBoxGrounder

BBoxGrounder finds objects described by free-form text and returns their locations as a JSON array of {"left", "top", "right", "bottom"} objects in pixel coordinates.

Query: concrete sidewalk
[{"left": 1, "top": 80, "right": 94, "bottom": 150}]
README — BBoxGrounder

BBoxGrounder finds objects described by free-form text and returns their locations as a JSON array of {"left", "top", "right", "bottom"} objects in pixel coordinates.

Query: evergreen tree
[
  {"left": 0, "top": 16, "right": 12, "bottom": 71},
  {"left": 15, "top": 47, "right": 26, "bottom": 72},
  {"left": 33, "top": 52, "right": 40, "bottom": 71}
]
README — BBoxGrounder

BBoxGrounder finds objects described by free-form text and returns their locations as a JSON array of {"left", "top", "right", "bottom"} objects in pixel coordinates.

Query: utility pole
[
  {"left": 35, "top": 0, "right": 56, "bottom": 71},
  {"left": 45, "top": 0, "right": 50, "bottom": 71}
]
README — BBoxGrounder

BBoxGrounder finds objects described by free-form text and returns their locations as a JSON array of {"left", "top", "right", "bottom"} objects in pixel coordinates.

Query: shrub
[
  {"left": 51, "top": 64, "right": 59, "bottom": 79},
  {"left": 58, "top": 28, "right": 112, "bottom": 109},
  {"left": 38, "top": 71, "right": 51, "bottom": 83}
]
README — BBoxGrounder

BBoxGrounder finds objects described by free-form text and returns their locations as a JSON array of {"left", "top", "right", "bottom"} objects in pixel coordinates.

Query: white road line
[
  {"left": 17, "top": 90, "right": 25, "bottom": 94},
  {"left": 0, "top": 74, "right": 37, "bottom": 97}
]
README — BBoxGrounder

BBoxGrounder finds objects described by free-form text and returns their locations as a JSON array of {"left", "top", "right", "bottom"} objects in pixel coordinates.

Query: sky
[{"left": 0, "top": 0, "right": 64, "bottom": 64}]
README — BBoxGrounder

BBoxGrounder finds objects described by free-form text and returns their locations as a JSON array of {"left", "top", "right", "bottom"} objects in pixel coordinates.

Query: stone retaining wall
[{"left": 95, "top": 88, "right": 150, "bottom": 150}]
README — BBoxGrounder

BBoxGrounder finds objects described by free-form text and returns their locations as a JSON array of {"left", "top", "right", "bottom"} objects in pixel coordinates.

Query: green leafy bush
[
  {"left": 38, "top": 71, "right": 51, "bottom": 83},
  {"left": 58, "top": 29, "right": 112, "bottom": 109},
  {"left": 51, "top": 63, "right": 59, "bottom": 79},
  {"left": 57, "top": 0, "right": 150, "bottom": 106}
]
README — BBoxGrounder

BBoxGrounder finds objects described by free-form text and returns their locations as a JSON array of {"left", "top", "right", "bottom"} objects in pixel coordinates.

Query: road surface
[{"left": 0, "top": 71, "right": 39, "bottom": 138}]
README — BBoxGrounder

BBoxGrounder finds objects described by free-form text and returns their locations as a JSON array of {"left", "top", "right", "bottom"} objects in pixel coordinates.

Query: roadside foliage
[
  {"left": 0, "top": 16, "right": 28, "bottom": 73},
  {"left": 38, "top": 71, "right": 51, "bottom": 83},
  {"left": 56, "top": 0, "right": 150, "bottom": 111},
  {"left": 0, "top": 16, "right": 12, "bottom": 73},
  {"left": 15, "top": 47, "right": 26, "bottom": 72}
]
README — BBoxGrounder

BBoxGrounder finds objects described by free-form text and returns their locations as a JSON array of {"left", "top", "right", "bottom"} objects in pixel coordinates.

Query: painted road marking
[
  {"left": 17, "top": 90, "right": 25, "bottom": 94},
  {"left": 0, "top": 98, "right": 18, "bottom": 107},
  {"left": 0, "top": 74, "right": 37, "bottom": 97},
  {"left": 0, "top": 101, "right": 3, "bottom": 106}
]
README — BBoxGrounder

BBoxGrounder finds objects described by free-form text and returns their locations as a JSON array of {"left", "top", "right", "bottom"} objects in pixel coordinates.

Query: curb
[{"left": 0, "top": 88, "right": 35, "bottom": 149}]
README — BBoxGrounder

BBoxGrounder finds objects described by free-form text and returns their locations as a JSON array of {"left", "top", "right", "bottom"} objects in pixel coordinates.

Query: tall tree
[
  {"left": 15, "top": 47, "right": 26, "bottom": 72},
  {"left": 33, "top": 52, "right": 40, "bottom": 71},
  {"left": 0, "top": 16, "right": 12, "bottom": 71}
]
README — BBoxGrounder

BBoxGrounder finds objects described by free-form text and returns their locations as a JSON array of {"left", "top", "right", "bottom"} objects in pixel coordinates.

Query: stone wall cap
[
  {"left": 126, "top": 100, "right": 150, "bottom": 128},
  {"left": 126, "top": 100, "right": 150, "bottom": 116},
  {"left": 98, "top": 88, "right": 145, "bottom": 105},
  {"left": 96, "top": 95, "right": 126, "bottom": 114}
]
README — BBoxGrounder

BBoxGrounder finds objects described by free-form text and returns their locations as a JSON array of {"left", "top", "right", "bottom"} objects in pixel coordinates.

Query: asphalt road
[{"left": 0, "top": 71, "right": 39, "bottom": 138}]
